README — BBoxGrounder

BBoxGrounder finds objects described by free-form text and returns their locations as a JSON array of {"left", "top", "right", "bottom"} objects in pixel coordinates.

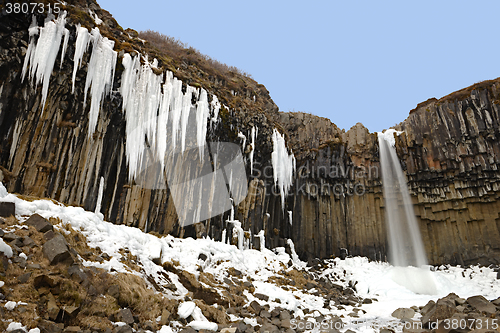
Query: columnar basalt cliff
[{"left": 1, "top": 1, "right": 499, "bottom": 266}]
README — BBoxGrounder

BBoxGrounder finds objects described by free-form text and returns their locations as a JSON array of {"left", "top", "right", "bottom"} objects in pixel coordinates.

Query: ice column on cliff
[
  {"left": 72, "top": 25, "right": 91, "bottom": 93},
  {"left": 249, "top": 126, "right": 258, "bottom": 174},
  {"left": 120, "top": 52, "right": 213, "bottom": 181},
  {"left": 84, "top": 28, "right": 117, "bottom": 137},
  {"left": 271, "top": 129, "right": 296, "bottom": 208},
  {"left": 22, "top": 12, "right": 69, "bottom": 109}
]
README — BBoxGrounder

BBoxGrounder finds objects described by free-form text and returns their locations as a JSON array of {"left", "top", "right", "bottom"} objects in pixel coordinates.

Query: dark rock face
[
  {"left": 42, "top": 235, "right": 74, "bottom": 265},
  {"left": 0, "top": 2, "right": 499, "bottom": 266},
  {"left": 0, "top": 202, "right": 15, "bottom": 217},
  {"left": 25, "top": 214, "right": 53, "bottom": 233}
]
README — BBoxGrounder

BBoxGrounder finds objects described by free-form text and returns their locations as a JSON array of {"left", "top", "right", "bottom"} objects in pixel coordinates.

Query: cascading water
[{"left": 378, "top": 130, "right": 437, "bottom": 295}]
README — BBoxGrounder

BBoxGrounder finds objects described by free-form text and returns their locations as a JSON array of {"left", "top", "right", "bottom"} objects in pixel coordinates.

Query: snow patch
[{"left": 0, "top": 238, "right": 13, "bottom": 258}]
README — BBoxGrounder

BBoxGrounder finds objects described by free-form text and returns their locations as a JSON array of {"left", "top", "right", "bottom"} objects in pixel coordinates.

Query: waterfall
[{"left": 378, "top": 130, "right": 427, "bottom": 267}]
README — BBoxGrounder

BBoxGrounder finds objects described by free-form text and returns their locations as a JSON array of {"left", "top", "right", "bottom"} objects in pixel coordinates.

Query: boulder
[
  {"left": 467, "top": 296, "right": 497, "bottom": 315},
  {"left": 25, "top": 214, "right": 53, "bottom": 233},
  {"left": 392, "top": 308, "right": 415, "bottom": 319},
  {"left": 116, "top": 308, "right": 134, "bottom": 325},
  {"left": 422, "top": 297, "right": 457, "bottom": 327},
  {"left": 43, "top": 234, "right": 73, "bottom": 265},
  {"left": 0, "top": 202, "right": 15, "bottom": 217}
]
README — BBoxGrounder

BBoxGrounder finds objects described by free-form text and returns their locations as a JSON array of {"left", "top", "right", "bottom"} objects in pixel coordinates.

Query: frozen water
[
  {"left": 21, "top": 12, "right": 69, "bottom": 110},
  {"left": 84, "top": 28, "right": 117, "bottom": 137},
  {"left": 249, "top": 126, "right": 258, "bottom": 174},
  {"left": 271, "top": 129, "right": 296, "bottom": 208},
  {"left": 72, "top": 25, "right": 91, "bottom": 93}
]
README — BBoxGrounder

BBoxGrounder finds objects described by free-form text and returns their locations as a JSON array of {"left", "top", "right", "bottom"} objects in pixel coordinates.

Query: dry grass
[{"left": 112, "top": 272, "right": 170, "bottom": 321}]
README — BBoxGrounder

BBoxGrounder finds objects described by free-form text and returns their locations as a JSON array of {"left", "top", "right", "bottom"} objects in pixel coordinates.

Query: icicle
[
  {"left": 210, "top": 95, "right": 220, "bottom": 130},
  {"left": 157, "top": 71, "right": 173, "bottom": 170},
  {"left": 271, "top": 129, "right": 296, "bottom": 209},
  {"left": 221, "top": 229, "right": 227, "bottom": 244},
  {"left": 95, "top": 176, "right": 104, "bottom": 214},
  {"left": 84, "top": 28, "right": 117, "bottom": 137},
  {"left": 21, "top": 12, "right": 69, "bottom": 109},
  {"left": 180, "top": 86, "right": 194, "bottom": 153},
  {"left": 237, "top": 132, "right": 246, "bottom": 153},
  {"left": 121, "top": 54, "right": 163, "bottom": 180},
  {"left": 255, "top": 230, "right": 265, "bottom": 251},
  {"left": 21, "top": 16, "right": 38, "bottom": 82},
  {"left": 170, "top": 77, "right": 183, "bottom": 150},
  {"left": 72, "top": 25, "right": 91, "bottom": 93},
  {"left": 196, "top": 88, "right": 210, "bottom": 159},
  {"left": 249, "top": 126, "right": 257, "bottom": 174},
  {"left": 288, "top": 210, "right": 293, "bottom": 225},
  {"left": 60, "top": 27, "right": 69, "bottom": 69},
  {"left": 287, "top": 239, "right": 300, "bottom": 264}
]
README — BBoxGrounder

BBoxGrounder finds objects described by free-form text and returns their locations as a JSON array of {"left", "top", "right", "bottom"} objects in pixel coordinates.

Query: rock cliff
[{"left": 0, "top": 1, "right": 499, "bottom": 266}]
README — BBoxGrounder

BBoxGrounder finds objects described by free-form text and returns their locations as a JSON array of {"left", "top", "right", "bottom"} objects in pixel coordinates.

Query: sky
[{"left": 96, "top": 0, "right": 500, "bottom": 133}]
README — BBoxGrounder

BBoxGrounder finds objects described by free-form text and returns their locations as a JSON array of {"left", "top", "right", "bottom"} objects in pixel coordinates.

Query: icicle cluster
[
  {"left": 271, "top": 129, "right": 296, "bottom": 209},
  {"left": 83, "top": 28, "right": 117, "bottom": 137},
  {"left": 120, "top": 53, "right": 216, "bottom": 181},
  {"left": 22, "top": 12, "right": 69, "bottom": 109}
]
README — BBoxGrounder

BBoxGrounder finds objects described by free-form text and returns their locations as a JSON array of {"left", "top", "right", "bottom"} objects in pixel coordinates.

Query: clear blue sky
[{"left": 97, "top": 0, "right": 500, "bottom": 133}]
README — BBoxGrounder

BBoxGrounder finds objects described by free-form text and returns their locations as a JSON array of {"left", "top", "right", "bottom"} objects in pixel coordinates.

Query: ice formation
[
  {"left": 210, "top": 96, "right": 221, "bottom": 129},
  {"left": 22, "top": 12, "right": 69, "bottom": 109},
  {"left": 71, "top": 25, "right": 91, "bottom": 93},
  {"left": 271, "top": 129, "right": 296, "bottom": 208},
  {"left": 83, "top": 28, "right": 117, "bottom": 137},
  {"left": 120, "top": 52, "right": 214, "bottom": 180},
  {"left": 249, "top": 126, "right": 258, "bottom": 174},
  {"left": 95, "top": 176, "right": 104, "bottom": 215}
]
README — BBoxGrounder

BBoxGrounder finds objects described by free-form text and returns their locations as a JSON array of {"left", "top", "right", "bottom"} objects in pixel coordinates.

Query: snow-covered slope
[{"left": 1, "top": 183, "right": 499, "bottom": 332}]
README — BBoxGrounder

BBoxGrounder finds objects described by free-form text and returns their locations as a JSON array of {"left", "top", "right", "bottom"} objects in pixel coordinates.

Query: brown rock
[
  {"left": 0, "top": 202, "right": 15, "bottom": 217},
  {"left": 25, "top": 214, "right": 53, "bottom": 233},
  {"left": 392, "top": 308, "right": 415, "bottom": 319},
  {"left": 422, "top": 297, "right": 457, "bottom": 327},
  {"left": 116, "top": 308, "right": 134, "bottom": 325},
  {"left": 43, "top": 234, "right": 73, "bottom": 265},
  {"left": 467, "top": 296, "right": 497, "bottom": 315}
]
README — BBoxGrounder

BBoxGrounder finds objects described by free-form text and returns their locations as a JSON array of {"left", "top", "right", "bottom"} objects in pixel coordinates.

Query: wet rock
[
  {"left": 43, "top": 234, "right": 74, "bottom": 265},
  {"left": 467, "top": 295, "right": 497, "bottom": 315},
  {"left": 0, "top": 202, "right": 15, "bottom": 217},
  {"left": 25, "top": 213, "right": 53, "bottom": 233}
]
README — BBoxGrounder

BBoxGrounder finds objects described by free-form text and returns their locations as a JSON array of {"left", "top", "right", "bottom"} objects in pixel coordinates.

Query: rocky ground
[{"left": 1, "top": 200, "right": 500, "bottom": 333}]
